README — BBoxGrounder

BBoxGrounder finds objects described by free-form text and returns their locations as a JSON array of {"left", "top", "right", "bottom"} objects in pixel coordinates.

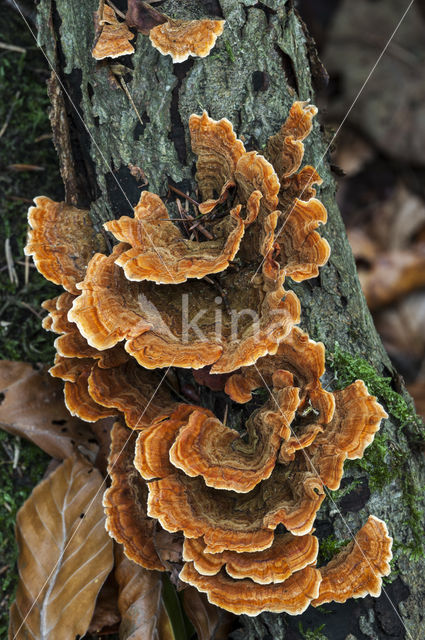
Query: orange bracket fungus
[
  {"left": 25, "top": 196, "right": 106, "bottom": 295},
  {"left": 92, "top": 5, "right": 135, "bottom": 60},
  {"left": 103, "top": 421, "right": 165, "bottom": 570},
  {"left": 149, "top": 19, "right": 225, "bottom": 63},
  {"left": 25, "top": 102, "right": 393, "bottom": 620},
  {"left": 168, "top": 384, "right": 300, "bottom": 492},
  {"left": 182, "top": 533, "right": 319, "bottom": 584},
  {"left": 179, "top": 563, "right": 321, "bottom": 616},
  {"left": 104, "top": 191, "right": 255, "bottom": 284},
  {"left": 69, "top": 243, "right": 300, "bottom": 373},
  {"left": 312, "top": 516, "right": 393, "bottom": 606}
]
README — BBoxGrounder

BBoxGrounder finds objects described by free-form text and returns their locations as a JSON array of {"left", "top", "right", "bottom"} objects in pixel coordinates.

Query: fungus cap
[
  {"left": 104, "top": 191, "right": 254, "bottom": 284},
  {"left": 312, "top": 515, "right": 393, "bottom": 606},
  {"left": 183, "top": 533, "right": 318, "bottom": 585},
  {"left": 103, "top": 421, "right": 165, "bottom": 570},
  {"left": 179, "top": 563, "right": 321, "bottom": 616},
  {"left": 25, "top": 197, "right": 106, "bottom": 295},
  {"left": 149, "top": 19, "right": 225, "bottom": 63},
  {"left": 69, "top": 243, "right": 300, "bottom": 373},
  {"left": 92, "top": 5, "right": 135, "bottom": 60}
]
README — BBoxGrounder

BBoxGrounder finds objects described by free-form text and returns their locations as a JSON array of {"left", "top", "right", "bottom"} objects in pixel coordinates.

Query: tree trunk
[{"left": 36, "top": 0, "right": 425, "bottom": 638}]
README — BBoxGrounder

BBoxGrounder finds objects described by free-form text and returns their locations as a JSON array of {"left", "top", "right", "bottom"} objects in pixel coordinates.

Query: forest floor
[{"left": 0, "top": 5, "right": 62, "bottom": 633}]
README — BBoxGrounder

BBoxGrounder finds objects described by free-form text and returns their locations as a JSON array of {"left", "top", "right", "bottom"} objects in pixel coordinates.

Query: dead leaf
[
  {"left": 407, "top": 380, "right": 425, "bottom": 420},
  {"left": 115, "top": 545, "right": 175, "bottom": 640},
  {"left": 88, "top": 571, "right": 121, "bottom": 634},
  {"left": 375, "top": 292, "right": 425, "bottom": 371},
  {"left": 126, "top": 0, "right": 167, "bottom": 35},
  {"left": 9, "top": 455, "right": 113, "bottom": 640},
  {"left": 0, "top": 360, "right": 97, "bottom": 460},
  {"left": 323, "top": 0, "right": 425, "bottom": 164},
  {"left": 358, "top": 246, "right": 425, "bottom": 310},
  {"left": 181, "top": 586, "right": 235, "bottom": 640}
]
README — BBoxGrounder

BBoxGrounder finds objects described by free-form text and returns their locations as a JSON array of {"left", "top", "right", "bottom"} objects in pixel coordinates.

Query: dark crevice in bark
[
  {"left": 133, "top": 112, "right": 150, "bottom": 139},
  {"left": 200, "top": 0, "right": 224, "bottom": 18},
  {"left": 274, "top": 44, "right": 299, "bottom": 95},
  {"left": 105, "top": 165, "right": 142, "bottom": 215},
  {"left": 253, "top": 2, "right": 277, "bottom": 23},
  {"left": 169, "top": 58, "right": 194, "bottom": 165}
]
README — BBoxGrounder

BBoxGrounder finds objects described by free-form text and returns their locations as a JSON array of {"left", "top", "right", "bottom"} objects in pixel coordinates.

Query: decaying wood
[{"left": 34, "top": 0, "right": 425, "bottom": 638}]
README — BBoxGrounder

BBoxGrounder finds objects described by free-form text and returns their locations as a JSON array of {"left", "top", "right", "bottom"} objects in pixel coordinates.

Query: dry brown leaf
[
  {"left": 181, "top": 586, "right": 234, "bottom": 640},
  {"left": 323, "top": 0, "right": 425, "bottom": 164},
  {"left": 375, "top": 292, "right": 425, "bottom": 363},
  {"left": 88, "top": 571, "right": 121, "bottom": 634},
  {"left": 9, "top": 455, "right": 113, "bottom": 640},
  {"left": 358, "top": 246, "right": 425, "bottom": 310},
  {"left": 407, "top": 380, "right": 425, "bottom": 420},
  {"left": 115, "top": 545, "right": 175, "bottom": 640},
  {"left": 0, "top": 360, "right": 97, "bottom": 460}
]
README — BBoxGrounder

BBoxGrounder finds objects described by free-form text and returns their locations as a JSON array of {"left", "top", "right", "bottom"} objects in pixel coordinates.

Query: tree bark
[{"left": 36, "top": 1, "right": 425, "bottom": 638}]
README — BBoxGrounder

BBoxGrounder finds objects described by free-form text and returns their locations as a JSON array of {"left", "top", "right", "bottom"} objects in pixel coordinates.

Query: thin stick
[
  {"left": 0, "top": 90, "right": 20, "bottom": 139},
  {"left": 119, "top": 76, "right": 144, "bottom": 129},
  {"left": 98, "top": 0, "right": 105, "bottom": 22},
  {"left": 105, "top": 0, "right": 126, "bottom": 19},
  {"left": 223, "top": 403, "right": 228, "bottom": 427},
  {"left": 0, "top": 42, "right": 26, "bottom": 53},
  {"left": 168, "top": 183, "right": 200, "bottom": 208}
]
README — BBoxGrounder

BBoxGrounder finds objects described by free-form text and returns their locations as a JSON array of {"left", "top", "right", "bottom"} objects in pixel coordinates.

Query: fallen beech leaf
[
  {"left": 9, "top": 455, "right": 113, "bottom": 640},
  {"left": 88, "top": 571, "right": 120, "bottom": 634},
  {"left": 115, "top": 545, "right": 175, "bottom": 640},
  {"left": 359, "top": 246, "right": 425, "bottom": 310},
  {"left": 126, "top": 0, "right": 167, "bottom": 35},
  {"left": 0, "top": 360, "right": 97, "bottom": 460},
  {"left": 181, "top": 586, "right": 234, "bottom": 640},
  {"left": 407, "top": 380, "right": 425, "bottom": 420}
]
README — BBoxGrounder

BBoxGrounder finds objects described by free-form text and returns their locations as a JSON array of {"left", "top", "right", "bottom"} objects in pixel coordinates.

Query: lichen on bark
[{"left": 36, "top": 0, "right": 425, "bottom": 637}]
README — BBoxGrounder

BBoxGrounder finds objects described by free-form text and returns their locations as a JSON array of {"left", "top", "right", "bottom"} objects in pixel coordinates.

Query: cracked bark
[{"left": 36, "top": 0, "right": 425, "bottom": 638}]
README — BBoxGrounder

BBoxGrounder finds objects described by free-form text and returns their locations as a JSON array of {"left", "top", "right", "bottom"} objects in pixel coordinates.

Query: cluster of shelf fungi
[{"left": 25, "top": 100, "right": 393, "bottom": 616}]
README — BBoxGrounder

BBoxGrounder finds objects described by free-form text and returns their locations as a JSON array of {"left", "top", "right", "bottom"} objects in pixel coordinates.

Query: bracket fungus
[
  {"left": 182, "top": 534, "right": 319, "bottom": 585},
  {"left": 92, "top": 5, "right": 135, "bottom": 60},
  {"left": 69, "top": 243, "right": 300, "bottom": 373},
  {"left": 149, "top": 19, "right": 225, "bottom": 63},
  {"left": 103, "top": 421, "right": 165, "bottom": 570},
  {"left": 168, "top": 384, "right": 300, "bottom": 492},
  {"left": 179, "top": 563, "right": 321, "bottom": 616},
  {"left": 104, "top": 191, "right": 255, "bottom": 284},
  {"left": 312, "top": 516, "right": 393, "bottom": 606},
  {"left": 25, "top": 197, "right": 106, "bottom": 295},
  {"left": 25, "top": 102, "right": 393, "bottom": 620},
  {"left": 189, "top": 108, "right": 330, "bottom": 278}
]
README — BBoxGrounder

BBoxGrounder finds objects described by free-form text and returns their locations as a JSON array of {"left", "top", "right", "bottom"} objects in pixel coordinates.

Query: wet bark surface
[{"left": 37, "top": 1, "right": 425, "bottom": 638}]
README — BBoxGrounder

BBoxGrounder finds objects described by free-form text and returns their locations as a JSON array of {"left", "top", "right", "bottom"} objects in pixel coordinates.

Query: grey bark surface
[{"left": 36, "top": 1, "right": 425, "bottom": 638}]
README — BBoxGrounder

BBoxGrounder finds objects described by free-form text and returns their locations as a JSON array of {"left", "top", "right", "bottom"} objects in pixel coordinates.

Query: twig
[
  {"left": 34, "top": 133, "right": 53, "bottom": 143},
  {"left": 105, "top": 0, "right": 126, "bottom": 19},
  {"left": 118, "top": 76, "right": 144, "bottom": 129},
  {"left": 223, "top": 403, "right": 228, "bottom": 427},
  {"left": 204, "top": 276, "right": 231, "bottom": 314},
  {"left": 24, "top": 255, "right": 30, "bottom": 285},
  {"left": 13, "top": 438, "right": 21, "bottom": 470},
  {"left": 4, "top": 238, "right": 18, "bottom": 286},
  {"left": 0, "top": 90, "right": 20, "bottom": 139},
  {"left": 168, "top": 183, "right": 200, "bottom": 208},
  {"left": 98, "top": 0, "right": 105, "bottom": 22},
  {"left": 0, "top": 42, "right": 26, "bottom": 54},
  {"left": 175, "top": 198, "right": 193, "bottom": 240}
]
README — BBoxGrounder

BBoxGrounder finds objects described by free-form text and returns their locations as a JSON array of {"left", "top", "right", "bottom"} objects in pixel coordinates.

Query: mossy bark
[{"left": 37, "top": 1, "right": 425, "bottom": 638}]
